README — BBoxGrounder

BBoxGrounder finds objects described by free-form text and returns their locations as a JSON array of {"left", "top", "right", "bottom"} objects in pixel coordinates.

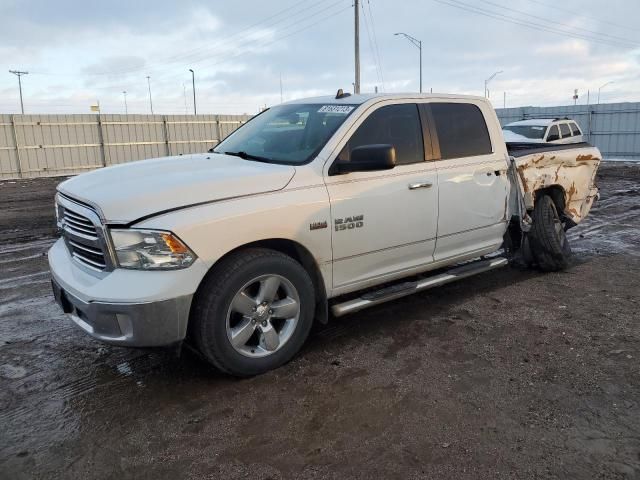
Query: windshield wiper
[{"left": 223, "top": 151, "right": 273, "bottom": 163}]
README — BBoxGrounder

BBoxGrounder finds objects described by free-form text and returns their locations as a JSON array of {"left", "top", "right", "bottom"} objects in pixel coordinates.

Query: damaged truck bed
[
  {"left": 508, "top": 142, "right": 601, "bottom": 227},
  {"left": 505, "top": 141, "right": 601, "bottom": 272}
]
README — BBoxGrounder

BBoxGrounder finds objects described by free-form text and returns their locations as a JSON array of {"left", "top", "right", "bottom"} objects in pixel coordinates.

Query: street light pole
[
  {"left": 597, "top": 81, "right": 614, "bottom": 105},
  {"left": 146, "top": 76, "right": 154, "bottom": 114},
  {"left": 189, "top": 69, "right": 197, "bottom": 115},
  {"left": 122, "top": 91, "right": 128, "bottom": 114},
  {"left": 394, "top": 33, "right": 422, "bottom": 93},
  {"left": 484, "top": 70, "right": 503, "bottom": 98},
  {"left": 9, "top": 70, "right": 28, "bottom": 114}
]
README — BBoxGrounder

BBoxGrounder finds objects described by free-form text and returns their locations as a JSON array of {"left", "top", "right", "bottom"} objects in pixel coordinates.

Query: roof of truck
[{"left": 284, "top": 92, "right": 488, "bottom": 105}]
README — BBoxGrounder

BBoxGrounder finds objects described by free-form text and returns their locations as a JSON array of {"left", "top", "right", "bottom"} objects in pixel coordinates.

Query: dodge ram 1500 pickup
[{"left": 49, "top": 91, "right": 601, "bottom": 376}]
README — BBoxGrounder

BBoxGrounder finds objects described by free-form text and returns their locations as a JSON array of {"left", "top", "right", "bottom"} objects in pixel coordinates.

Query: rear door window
[
  {"left": 547, "top": 125, "right": 560, "bottom": 140},
  {"left": 429, "top": 103, "right": 492, "bottom": 159},
  {"left": 559, "top": 123, "right": 572, "bottom": 137},
  {"left": 570, "top": 122, "right": 582, "bottom": 136},
  {"left": 339, "top": 104, "right": 425, "bottom": 165}
]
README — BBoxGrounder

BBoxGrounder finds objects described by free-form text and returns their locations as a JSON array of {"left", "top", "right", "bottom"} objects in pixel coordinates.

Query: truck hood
[{"left": 57, "top": 154, "right": 296, "bottom": 223}]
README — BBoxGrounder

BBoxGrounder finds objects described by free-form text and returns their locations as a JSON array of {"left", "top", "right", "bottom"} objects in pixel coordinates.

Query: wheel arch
[
  {"left": 533, "top": 185, "right": 574, "bottom": 226},
  {"left": 193, "top": 238, "right": 329, "bottom": 327}
]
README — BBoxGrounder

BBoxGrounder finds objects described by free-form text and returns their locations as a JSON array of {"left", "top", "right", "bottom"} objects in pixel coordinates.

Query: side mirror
[
  {"left": 331, "top": 144, "right": 396, "bottom": 175},
  {"left": 546, "top": 133, "right": 560, "bottom": 142}
]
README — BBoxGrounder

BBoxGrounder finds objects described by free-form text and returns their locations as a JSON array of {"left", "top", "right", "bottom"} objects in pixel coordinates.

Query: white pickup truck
[{"left": 49, "top": 92, "right": 601, "bottom": 376}]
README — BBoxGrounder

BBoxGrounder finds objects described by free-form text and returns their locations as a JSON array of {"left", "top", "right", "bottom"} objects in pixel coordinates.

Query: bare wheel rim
[{"left": 225, "top": 274, "right": 301, "bottom": 358}]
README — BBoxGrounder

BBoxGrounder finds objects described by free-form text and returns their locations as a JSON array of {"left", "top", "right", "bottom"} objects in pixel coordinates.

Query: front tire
[
  {"left": 529, "top": 194, "right": 572, "bottom": 271},
  {"left": 190, "top": 248, "right": 315, "bottom": 377}
]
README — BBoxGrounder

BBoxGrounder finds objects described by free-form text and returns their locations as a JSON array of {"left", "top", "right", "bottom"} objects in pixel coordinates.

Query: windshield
[
  {"left": 503, "top": 125, "right": 548, "bottom": 140},
  {"left": 213, "top": 103, "right": 358, "bottom": 165}
]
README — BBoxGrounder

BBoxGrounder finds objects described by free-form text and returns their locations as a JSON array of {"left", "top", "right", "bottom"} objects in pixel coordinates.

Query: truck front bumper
[{"left": 48, "top": 238, "right": 208, "bottom": 347}]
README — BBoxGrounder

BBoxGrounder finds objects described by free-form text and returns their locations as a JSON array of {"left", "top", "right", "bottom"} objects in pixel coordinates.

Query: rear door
[
  {"left": 559, "top": 122, "right": 573, "bottom": 144},
  {"left": 569, "top": 121, "right": 584, "bottom": 142},
  {"left": 325, "top": 102, "right": 439, "bottom": 291},
  {"left": 546, "top": 124, "right": 561, "bottom": 143},
  {"left": 426, "top": 101, "right": 510, "bottom": 262}
]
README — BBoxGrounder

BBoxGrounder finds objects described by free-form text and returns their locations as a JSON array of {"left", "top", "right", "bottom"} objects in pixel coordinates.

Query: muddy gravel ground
[{"left": 1, "top": 162, "right": 639, "bottom": 480}]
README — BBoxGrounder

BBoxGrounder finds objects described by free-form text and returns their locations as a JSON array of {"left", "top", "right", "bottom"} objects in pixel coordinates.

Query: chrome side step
[{"left": 331, "top": 257, "right": 508, "bottom": 317}]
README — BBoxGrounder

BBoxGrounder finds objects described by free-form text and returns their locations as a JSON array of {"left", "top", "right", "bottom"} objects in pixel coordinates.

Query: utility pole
[
  {"left": 122, "top": 91, "right": 128, "bottom": 114},
  {"left": 146, "top": 76, "right": 154, "bottom": 114},
  {"left": 394, "top": 33, "right": 423, "bottom": 93},
  {"left": 9, "top": 70, "right": 28, "bottom": 114},
  {"left": 503, "top": 91, "right": 506, "bottom": 109},
  {"left": 189, "top": 69, "right": 197, "bottom": 115},
  {"left": 354, "top": 0, "right": 360, "bottom": 94}
]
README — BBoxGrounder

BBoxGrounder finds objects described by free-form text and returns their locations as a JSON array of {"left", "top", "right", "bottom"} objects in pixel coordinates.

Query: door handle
[{"left": 408, "top": 181, "right": 433, "bottom": 190}]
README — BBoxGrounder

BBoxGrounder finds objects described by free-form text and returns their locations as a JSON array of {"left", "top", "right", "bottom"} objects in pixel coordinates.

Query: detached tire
[
  {"left": 191, "top": 248, "right": 315, "bottom": 377},
  {"left": 529, "top": 194, "right": 572, "bottom": 271}
]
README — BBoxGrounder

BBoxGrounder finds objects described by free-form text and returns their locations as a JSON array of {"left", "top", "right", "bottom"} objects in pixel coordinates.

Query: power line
[
  {"left": 34, "top": 1, "right": 350, "bottom": 96},
  {"left": 66, "top": 0, "right": 346, "bottom": 96},
  {"left": 432, "top": 0, "right": 639, "bottom": 49},
  {"left": 77, "top": 0, "right": 341, "bottom": 77},
  {"left": 354, "top": 0, "right": 360, "bottom": 94},
  {"left": 4, "top": 3, "right": 352, "bottom": 113},
  {"left": 522, "top": 0, "right": 640, "bottom": 34},
  {"left": 150, "top": 4, "right": 352, "bottom": 86},
  {"left": 478, "top": 0, "right": 639, "bottom": 47},
  {"left": 366, "top": 0, "right": 385, "bottom": 91},
  {"left": 360, "top": 0, "right": 382, "bottom": 86}
]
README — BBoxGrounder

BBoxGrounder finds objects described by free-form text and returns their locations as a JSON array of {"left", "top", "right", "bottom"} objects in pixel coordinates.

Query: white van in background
[{"left": 502, "top": 118, "right": 585, "bottom": 144}]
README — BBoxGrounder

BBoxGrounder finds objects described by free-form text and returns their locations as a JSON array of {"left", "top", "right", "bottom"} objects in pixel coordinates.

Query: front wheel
[
  {"left": 529, "top": 194, "right": 572, "bottom": 271},
  {"left": 190, "top": 248, "right": 315, "bottom": 377}
]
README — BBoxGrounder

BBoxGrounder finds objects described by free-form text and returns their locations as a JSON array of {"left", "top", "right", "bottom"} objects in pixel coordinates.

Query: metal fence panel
[
  {"left": 102, "top": 114, "right": 167, "bottom": 166},
  {"left": 0, "top": 113, "right": 250, "bottom": 179},
  {"left": 0, "top": 115, "right": 19, "bottom": 178},
  {"left": 3, "top": 103, "right": 638, "bottom": 179},
  {"left": 166, "top": 115, "right": 219, "bottom": 156},
  {"left": 496, "top": 102, "right": 640, "bottom": 159}
]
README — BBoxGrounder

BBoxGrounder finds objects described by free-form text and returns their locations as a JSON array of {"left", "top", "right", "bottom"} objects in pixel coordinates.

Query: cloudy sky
[{"left": 0, "top": 0, "right": 638, "bottom": 114}]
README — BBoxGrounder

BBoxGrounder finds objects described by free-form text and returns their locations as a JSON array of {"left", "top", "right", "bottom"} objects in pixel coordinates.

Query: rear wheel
[
  {"left": 529, "top": 194, "right": 572, "bottom": 271},
  {"left": 191, "top": 248, "right": 315, "bottom": 377}
]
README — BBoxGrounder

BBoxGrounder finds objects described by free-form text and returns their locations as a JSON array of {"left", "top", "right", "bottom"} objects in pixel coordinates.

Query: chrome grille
[
  {"left": 62, "top": 208, "right": 99, "bottom": 240},
  {"left": 59, "top": 199, "right": 108, "bottom": 272}
]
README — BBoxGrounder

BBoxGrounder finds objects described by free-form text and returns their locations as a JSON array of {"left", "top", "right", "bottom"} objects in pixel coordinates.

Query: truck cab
[{"left": 49, "top": 92, "right": 600, "bottom": 376}]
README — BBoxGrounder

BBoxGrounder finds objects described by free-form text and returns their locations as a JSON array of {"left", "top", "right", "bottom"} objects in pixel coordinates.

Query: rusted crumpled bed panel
[{"left": 514, "top": 146, "right": 601, "bottom": 224}]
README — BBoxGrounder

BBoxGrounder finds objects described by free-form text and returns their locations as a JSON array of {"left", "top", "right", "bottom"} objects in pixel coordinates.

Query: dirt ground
[{"left": 1, "top": 162, "right": 639, "bottom": 480}]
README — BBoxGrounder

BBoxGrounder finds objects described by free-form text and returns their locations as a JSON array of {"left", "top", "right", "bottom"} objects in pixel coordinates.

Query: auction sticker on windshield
[{"left": 318, "top": 105, "right": 355, "bottom": 114}]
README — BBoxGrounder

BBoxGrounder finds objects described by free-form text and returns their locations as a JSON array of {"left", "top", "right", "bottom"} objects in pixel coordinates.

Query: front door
[{"left": 324, "top": 103, "right": 439, "bottom": 292}]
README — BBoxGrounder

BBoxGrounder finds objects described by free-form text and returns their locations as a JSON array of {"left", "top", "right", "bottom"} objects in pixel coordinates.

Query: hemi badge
[{"left": 310, "top": 221, "right": 328, "bottom": 231}]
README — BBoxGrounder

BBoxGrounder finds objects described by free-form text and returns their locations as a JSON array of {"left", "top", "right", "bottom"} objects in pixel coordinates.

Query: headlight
[{"left": 110, "top": 229, "right": 196, "bottom": 270}]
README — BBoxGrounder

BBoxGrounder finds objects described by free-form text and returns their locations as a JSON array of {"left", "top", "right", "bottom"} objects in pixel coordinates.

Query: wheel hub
[
  {"left": 226, "top": 274, "right": 301, "bottom": 358},
  {"left": 255, "top": 304, "right": 270, "bottom": 319}
]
